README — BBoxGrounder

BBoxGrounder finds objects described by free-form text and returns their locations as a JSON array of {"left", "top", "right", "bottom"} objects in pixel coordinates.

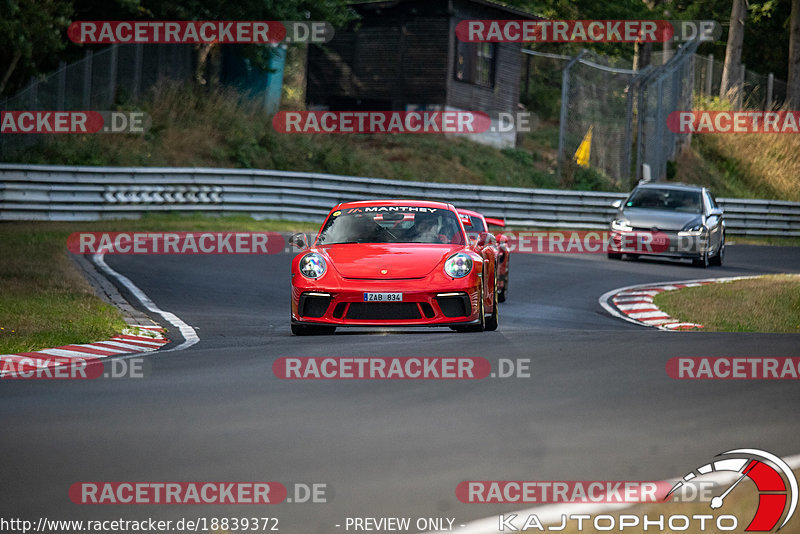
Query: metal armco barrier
[{"left": 1, "top": 164, "right": 799, "bottom": 237}]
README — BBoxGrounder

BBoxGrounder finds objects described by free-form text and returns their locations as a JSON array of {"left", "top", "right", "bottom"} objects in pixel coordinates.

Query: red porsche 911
[
  {"left": 290, "top": 200, "right": 499, "bottom": 335},
  {"left": 457, "top": 208, "right": 510, "bottom": 303}
]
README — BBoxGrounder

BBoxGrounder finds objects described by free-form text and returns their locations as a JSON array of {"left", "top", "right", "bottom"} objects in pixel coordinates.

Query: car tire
[
  {"left": 485, "top": 272, "right": 499, "bottom": 331},
  {"left": 710, "top": 235, "right": 725, "bottom": 266},
  {"left": 498, "top": 276, "right": 507, "bottom": 303},
  {"left": 291, "top": 324, "right": 336, "bottom": 335},
  {"left": 607, "top": 252, "right": 622, "bottom": 260},
  {"left": 692, "top": 250, "right": 710, "bottom": 268}
]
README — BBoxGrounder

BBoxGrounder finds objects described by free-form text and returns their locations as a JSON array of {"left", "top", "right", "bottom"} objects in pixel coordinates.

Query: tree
[
  {"left": 0, "top": 0, "right": 73, "bottom": 96},
  {"left": 789, "top": 0, "right": 800, "bottom": 107},
  {"left": 138, "top": 0, "right": 356, "bottom": 86},
  {"left": 719, "top": 0, "right": 748, "bottom": 102}
]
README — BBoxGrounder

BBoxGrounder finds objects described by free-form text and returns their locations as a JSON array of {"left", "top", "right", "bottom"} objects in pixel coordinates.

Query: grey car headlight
[
  {"left": 678, "top": 223, "right": 705, "bottom": 236},
  {"left": 299, "top": 252, "right": 327, "bottom": 279},
  {"left": 444, "top": 253, "right": 473, "bottom": 278}
]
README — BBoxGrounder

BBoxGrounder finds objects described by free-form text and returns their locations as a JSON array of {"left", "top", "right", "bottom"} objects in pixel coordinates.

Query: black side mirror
[{"left": 290, "top": 232, "right": 309, "bottom": 249}]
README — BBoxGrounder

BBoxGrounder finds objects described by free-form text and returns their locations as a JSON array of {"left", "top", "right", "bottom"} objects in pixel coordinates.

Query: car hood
[
  {"left": 620, "top": 208, "right": 702, "bottom": 231},
  {"left": 320, "top": 243, "right": 463, "bottom": 278}
]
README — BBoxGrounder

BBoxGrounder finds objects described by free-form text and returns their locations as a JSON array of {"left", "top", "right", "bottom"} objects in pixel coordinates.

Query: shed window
[{"left": 455, "top": 40, "right": 496, "bottom": 87}]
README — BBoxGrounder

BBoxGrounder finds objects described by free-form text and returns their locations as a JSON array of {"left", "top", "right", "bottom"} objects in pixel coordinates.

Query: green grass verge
[
  {"left": 0, "top": 214, "right": 316, "bottom": 354},
  {"left": 726, "top": 234, "right": 800, "bottom": 247},
  {"left": 3, "top": 83, "right": 621, "bottom": 191},
  {"left": 673, "top": 97, "right": 800, "bottom": 201},
  {"left": 654, "top": 274, "right": 800, "bottom": 333}
]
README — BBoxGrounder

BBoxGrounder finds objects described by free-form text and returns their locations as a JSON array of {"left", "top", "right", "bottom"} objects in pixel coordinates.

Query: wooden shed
[{"left": 306, "top": 0, "right": 541, "bottom": 147}]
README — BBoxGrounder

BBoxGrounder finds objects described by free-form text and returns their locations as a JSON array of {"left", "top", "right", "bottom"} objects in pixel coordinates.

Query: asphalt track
[{"left": 2, "top": 244, "right": 800, "bottom": 533}]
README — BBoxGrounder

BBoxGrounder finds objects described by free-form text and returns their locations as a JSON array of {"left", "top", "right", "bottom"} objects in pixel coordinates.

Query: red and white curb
[
  {"left": 0, "top": 326, "right": 169, "bottom": 376},
  {"left": 92, "top": 252, "right": 198, "bottom": 352},
  {"left": 599, "top": 276, "right": 760, "bottom": 331},
  {"left": 3, "top": 247, "right": 200, "bottom": 378}
]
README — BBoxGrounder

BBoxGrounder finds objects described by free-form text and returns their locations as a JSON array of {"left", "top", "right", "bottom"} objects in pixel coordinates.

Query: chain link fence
[
  {"left": 689, "top": 52, "right": 787, "bottom": 110},
  {"left": 0, "top": 44, "right": 193, "bottom": 159},
  {"left": 554, "top": 50, "right": 640, "bottom": 187},
  {"left": 635, "top": 38, "right": 699, "bottom": 183},
  {"left": 527, "top": 39, "right": 701, "bottom": 188}
]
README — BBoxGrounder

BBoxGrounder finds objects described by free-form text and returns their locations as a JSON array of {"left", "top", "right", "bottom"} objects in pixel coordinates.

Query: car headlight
[
  {"left": 611, "top": 219, "right": 632, "bottom": 232},
  {"left": 678, "top": 223, "right": 705, "bottom": 236},
  {"left": 299, "top": 252, "right": 327, "bottom": 279},
  {"left": 444, "top": 253, "right": 473, "bottom": 278}
]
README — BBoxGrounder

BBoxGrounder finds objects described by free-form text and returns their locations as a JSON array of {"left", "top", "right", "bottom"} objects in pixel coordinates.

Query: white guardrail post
[{"left": 1, "top": 164, "right": 799, "bottom": 236}]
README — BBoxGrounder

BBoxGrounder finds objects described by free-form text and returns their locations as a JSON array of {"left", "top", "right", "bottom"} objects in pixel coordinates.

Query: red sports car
[
  {"left": 290, "top": 200, "right": 499, "bottom": 335},
  {"left": 457, "top": 209, "right": 510, "bottom": 302}
]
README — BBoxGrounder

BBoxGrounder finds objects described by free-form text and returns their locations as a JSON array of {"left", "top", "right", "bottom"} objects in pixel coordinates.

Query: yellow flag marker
[{"left": 574, "top": 126, "right": 593, "bottom": 167}]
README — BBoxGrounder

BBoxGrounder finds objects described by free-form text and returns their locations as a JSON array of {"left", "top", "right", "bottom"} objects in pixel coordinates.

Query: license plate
[{"left": 363, "top": 292, "right": 403, "bottom": 302}]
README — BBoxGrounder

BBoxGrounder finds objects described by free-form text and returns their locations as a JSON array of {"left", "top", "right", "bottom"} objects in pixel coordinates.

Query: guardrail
[{"left": 1, "top": 164, "right": 799, "bottom": 237}]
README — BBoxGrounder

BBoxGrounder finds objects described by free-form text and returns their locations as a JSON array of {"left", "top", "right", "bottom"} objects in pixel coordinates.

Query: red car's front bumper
[{"left": 291, "top": 277, "right": 482, "bottom": 327}]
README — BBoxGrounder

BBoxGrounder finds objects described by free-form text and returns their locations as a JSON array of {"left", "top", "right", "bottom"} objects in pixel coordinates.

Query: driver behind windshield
[
  {"left": 412, "top": 215, "right": 442, "bottom": 243},
  {"left": 318, "top": 210, "right": 464, "bottom": 245}
]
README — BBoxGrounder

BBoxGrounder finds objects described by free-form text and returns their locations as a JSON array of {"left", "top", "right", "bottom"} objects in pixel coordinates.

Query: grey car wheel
[
  {"left": 692, "top": 250, "right": 710, "bottom": 268},
  {"left": 710, "top": 235, "right": 725, "bottom": 266}
]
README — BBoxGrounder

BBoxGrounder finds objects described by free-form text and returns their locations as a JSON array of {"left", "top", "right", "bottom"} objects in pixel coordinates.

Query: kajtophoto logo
[
  {"left": 486, "top": 449, "right": 797, "bottom": 532},
  {"left": 667, "top": 449, "right": 798, "bottom": 531}
]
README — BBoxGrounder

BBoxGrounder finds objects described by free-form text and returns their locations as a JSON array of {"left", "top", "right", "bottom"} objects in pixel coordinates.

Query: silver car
[{"left": 608, "top": 183, "right": 725, "bottom": 267}]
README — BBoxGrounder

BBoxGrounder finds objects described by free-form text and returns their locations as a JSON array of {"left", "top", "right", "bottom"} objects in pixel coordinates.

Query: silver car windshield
[
  {"left": 625, "top": 188, "right": 703, "bottom": 214},
  {"left": 317, "top": 210, "right": 465, "bottom": 245}
]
